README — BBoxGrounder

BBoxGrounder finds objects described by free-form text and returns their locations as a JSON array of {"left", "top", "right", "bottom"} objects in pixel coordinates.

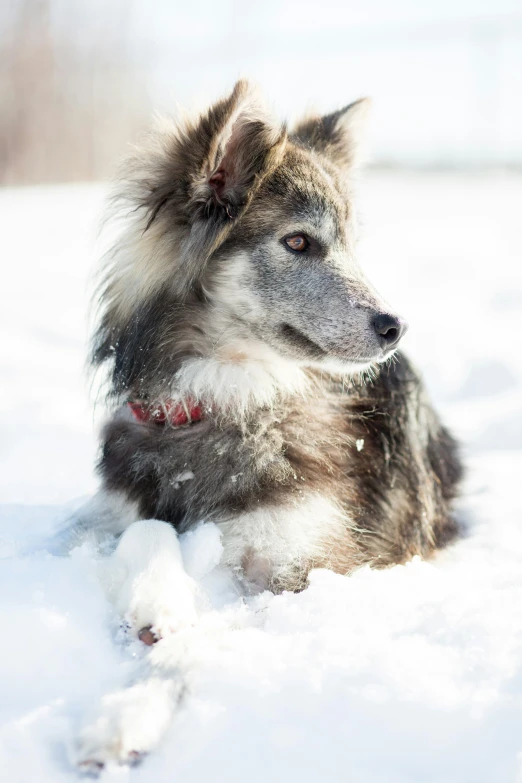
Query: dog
[{"left": 66, "top": 80, "right": 462, "bottom": 770}]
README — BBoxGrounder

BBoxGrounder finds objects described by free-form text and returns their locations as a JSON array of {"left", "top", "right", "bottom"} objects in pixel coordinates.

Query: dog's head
[{"left": 94, "top": 81, "right": 406, "bottom": 402}]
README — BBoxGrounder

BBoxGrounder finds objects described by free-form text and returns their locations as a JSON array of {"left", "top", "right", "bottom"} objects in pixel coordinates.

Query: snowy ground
[{"left": 0, "top": 174, "right": 521, "bottom": 782}]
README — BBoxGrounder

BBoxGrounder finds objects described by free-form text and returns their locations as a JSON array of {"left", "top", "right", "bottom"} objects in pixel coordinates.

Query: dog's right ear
[
  {"left": 188, "top": 80, "right": 286, "bottom": 224},
  {"left": 133, "top": 80, "right": 286, "bottom": 292},
  {"left": 101, "top": 82, "right": 286, "bottom": 317},
  {"left": 292, "top": 98, "right": 371, "bottom": 172}
]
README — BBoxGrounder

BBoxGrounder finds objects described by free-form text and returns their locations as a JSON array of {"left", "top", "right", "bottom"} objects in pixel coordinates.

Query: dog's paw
[
  {"left": 77, "top": 751, "right": 143, "bottom": 777},
  {"left": 72, "top": 677, "right": 180, "bottom": 773},
  {"left": 99, "top": 520, "right": 198, "bottom": 643}
]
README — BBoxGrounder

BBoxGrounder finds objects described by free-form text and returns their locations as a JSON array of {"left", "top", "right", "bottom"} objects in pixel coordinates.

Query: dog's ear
[
  {"left": 292, "top": 98, "right": 371, "bottom": 171},
  {"left": 157, "top": 80, "right": 285, "bottom": 287},
  {"left": 139, "top": 81, "right": 285, "bottom": 230},
  {"left": 104, "top": 82, "right": 286, "bottom": 307},
  {"left": 188, "top": 80, "right": 286, "bottom": 222}
]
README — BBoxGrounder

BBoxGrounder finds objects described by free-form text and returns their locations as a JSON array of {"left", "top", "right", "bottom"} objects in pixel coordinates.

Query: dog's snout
[{"left": 373, "top": 313, "right": 407, "bottom": 351}]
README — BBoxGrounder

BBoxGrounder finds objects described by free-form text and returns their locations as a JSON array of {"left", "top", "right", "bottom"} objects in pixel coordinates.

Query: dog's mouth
[
  {"left": 278, "top": 324, "right": 327, "bottom": 359},
  {"left": 278, "top": 323, "right": 383, "bottom": 366}
]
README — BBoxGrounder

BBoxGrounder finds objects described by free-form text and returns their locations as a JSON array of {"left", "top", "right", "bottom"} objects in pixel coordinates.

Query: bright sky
[
  {"left": 127, "top": 0, "right": 522, "bottom": 164},
  {"left": 8, "top": 0, "right": 522, "bottom": 165}
]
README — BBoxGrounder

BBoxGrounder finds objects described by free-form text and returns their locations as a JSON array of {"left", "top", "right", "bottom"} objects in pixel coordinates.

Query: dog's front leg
[
  {"left": 73, "top": 520, "right": 197, "bottom": 771},
  {"left": 73, "top": 671, "right": 182, "bottom": 773},
  {"left": 99, "top": 519, "right": 199, "bottom": 642}
]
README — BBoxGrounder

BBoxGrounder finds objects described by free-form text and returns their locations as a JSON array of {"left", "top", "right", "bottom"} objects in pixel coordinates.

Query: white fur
[
  {"left": 73, "top": 676, "right": 182, "bottom": 770},
  {"left": 73, "top": 520, "right": 198, "bottom": 769},
  {"left": 218, "top": 493, "right": 352, "bottom": 590},
  {"left": 101, "top": 218, "right": 177, "bottom": 322},
  {"left": 309, "top": 356, "right": 376, "bottom": 376},
  {"left": 174, "top": 345, "right": 307, "bottom": 416},
  {"left": 99, "top": 519, "right": 198, "bottom": 639}
]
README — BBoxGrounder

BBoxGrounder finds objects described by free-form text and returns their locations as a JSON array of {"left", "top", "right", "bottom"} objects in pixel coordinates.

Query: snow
[{"left": 1, "top": 174, "right": 522, "bottom": 781}]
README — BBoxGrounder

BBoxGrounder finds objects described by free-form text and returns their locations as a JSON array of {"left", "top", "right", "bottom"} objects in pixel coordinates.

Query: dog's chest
[
  {"left": 101, "top": 386, "right": 365, "bottom": 590},
  {"left": 176, "top": 393, "right": 356, "bottom": 518},
  {"left": 181, "top": 396, "right": 359, "bottom": 590}
]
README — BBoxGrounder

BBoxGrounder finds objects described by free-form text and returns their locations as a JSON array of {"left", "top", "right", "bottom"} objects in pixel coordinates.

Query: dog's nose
[{"left": 373, "top": 313, "right": 408, "bottom": 350}]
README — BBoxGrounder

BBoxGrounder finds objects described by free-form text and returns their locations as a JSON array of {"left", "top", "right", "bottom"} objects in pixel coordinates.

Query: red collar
[{"left": 128, "top": 399, "right": 204, "bottom": 427}]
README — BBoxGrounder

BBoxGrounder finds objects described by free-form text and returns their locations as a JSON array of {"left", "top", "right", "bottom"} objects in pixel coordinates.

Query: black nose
[{"left": 373, "top": 313, "right": 407, "bottom": 350}]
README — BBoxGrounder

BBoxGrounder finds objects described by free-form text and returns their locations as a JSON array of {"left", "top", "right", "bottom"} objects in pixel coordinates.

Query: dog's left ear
[{"left": 292, "top": 98, "right": 371, "bottom": 171}]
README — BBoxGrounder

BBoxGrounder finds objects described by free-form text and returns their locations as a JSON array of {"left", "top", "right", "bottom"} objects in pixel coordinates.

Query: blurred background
[{"left": 1, "top": 0, "right": 522, "bottom": 184}]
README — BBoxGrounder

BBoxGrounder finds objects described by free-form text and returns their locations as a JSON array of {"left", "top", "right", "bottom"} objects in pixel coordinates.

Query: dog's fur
[{"left": 68, "top": 81, "right": 462, "bottom": 769}]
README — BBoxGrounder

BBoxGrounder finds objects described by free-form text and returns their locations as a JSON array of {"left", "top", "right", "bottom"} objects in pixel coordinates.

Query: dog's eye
[{"left": 284, "top": 234, "right": 309, "bottom": 253}]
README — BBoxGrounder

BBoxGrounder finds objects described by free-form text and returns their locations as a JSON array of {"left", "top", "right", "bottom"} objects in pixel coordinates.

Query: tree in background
[{"left": 0, "top": 0, "right": 150, "bottom": 184}]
